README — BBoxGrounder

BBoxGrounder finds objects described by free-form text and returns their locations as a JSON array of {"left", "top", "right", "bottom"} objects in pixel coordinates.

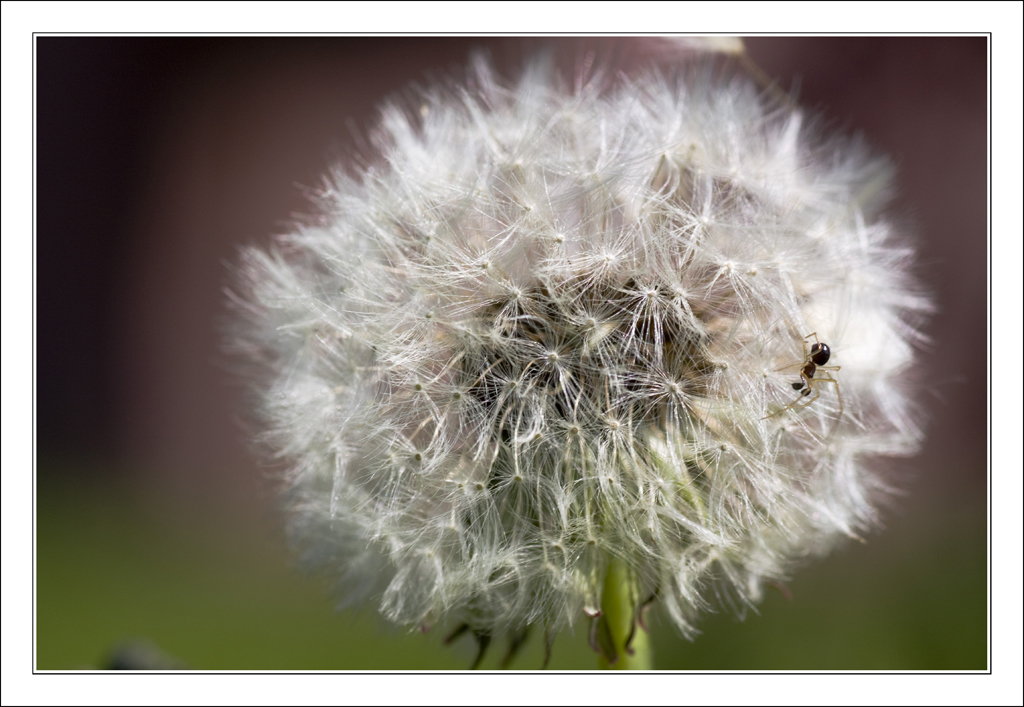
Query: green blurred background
[
  {"left": 37, "top": 462, "right": 986, "bottom": 670},
  {"left": 35, "top": 37, "right": 988, "bottom": 670}
]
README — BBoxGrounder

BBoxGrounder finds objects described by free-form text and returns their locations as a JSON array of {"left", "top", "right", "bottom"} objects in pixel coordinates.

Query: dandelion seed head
[{"left": 230, "top": 54, "right": 930, "bottom": 638}]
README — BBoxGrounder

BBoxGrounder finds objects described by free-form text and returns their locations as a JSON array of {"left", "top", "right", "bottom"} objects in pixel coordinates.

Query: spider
[{"left": 762, "top": 332, "right": 843, "bottom": 434}]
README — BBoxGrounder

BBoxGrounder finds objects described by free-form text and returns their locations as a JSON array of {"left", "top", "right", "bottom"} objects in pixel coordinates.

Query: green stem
[{"left": 597, "top": 557, "right": 653, "bottom": 670}]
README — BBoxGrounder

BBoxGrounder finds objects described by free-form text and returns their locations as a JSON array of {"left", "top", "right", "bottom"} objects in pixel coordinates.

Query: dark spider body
[
  {"left": 764, "top": 333, "right": 842, "bottom": 437},
  {"left": 792, "top": 342, "right": 831, "bottom": 393}
]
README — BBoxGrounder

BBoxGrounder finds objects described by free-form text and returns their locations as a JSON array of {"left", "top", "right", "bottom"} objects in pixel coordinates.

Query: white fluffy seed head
[{"left": 230, "top": 55, "right": 931, "bottom": 638}]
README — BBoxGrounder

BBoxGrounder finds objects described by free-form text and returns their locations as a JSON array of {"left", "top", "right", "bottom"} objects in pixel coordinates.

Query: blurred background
[{"left": 36, "top": 36, "right": 987, "bottom": 670}]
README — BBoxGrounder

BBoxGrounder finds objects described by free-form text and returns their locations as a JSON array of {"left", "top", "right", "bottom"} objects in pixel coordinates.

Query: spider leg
[
  {"left": 760, "top": 395, "right": 804, "bottom": 420},
  {"left": 810, "top": 374, "right": 844, "bottom": 439},
  {"left": 790, "top": 384, "right": 821, "bottom": 410},
  {"left": 775, "top": 333, "right": 823, "bottom": 372},
  {"left": 761, "top": 370, "right": 813, "bottom": 420},
  {"left": 831, "top": 378, "right": 844, "bottom": 438}
]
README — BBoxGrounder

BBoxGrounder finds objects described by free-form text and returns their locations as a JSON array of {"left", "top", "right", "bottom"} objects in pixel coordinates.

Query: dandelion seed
[{"left": 229, "top": 52, "right": 930, "bottom": 665}]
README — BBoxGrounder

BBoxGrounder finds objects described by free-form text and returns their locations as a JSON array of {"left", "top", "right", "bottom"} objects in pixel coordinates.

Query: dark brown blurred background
[{"left": 36, "top": 37, "right": 987, "bottom": 670}]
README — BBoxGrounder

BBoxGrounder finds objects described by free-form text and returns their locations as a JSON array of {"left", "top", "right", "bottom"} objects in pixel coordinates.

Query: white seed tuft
[{"left": 230, "top": 55, "right": 930, "bottom": 638}]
